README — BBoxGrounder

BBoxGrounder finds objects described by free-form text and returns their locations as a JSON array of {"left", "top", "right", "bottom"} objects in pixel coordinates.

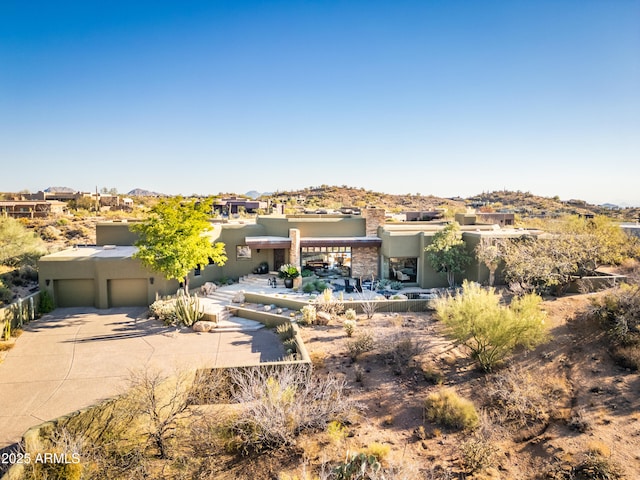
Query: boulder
[
  {"left": 200, "top": 282, "right": 217, "bottom": 296},
  {"left": 316, "top": 311, "right": 331, "bottom": 325},
  {"left": 193, "top": 321, "right": 217, "bottom": 333},
  {"left": 232, "top": 291, "right": 245, "bottom": 303}
]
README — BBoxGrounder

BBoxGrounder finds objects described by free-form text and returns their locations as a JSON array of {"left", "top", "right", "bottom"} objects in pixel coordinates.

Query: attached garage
[
  {"left": 54, "top": 279, "right": 96, "bottom": 308},
  {"left": 107, "top": 278, "right": 148, "bottom": 307}
]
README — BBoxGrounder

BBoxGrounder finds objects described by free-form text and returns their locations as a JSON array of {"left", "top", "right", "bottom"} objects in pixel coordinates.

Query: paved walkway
[{"left": 0, "top": 306, "right": 285, "bottom": 449}]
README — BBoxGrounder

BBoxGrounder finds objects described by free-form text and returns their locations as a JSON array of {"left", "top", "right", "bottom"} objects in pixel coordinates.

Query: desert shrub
[
  {"left": 0, "top": 279, "right": 12, "bottom": 305},
  {"left": 573, "top": 453, "right": 624, "bottom": 480},
  {"left": 189, "top": 368, "right": 232, "bottom": 404},
  {"left": 309, "top": 351, "right": 326, "bottom": 369},
  {"left": 314, "top": 288, "right": 344, "bottom": 317},
  {"left": 610, "top": 344, "right": 640, "bottom": 371},
  {"left": 127, "top": 369, "right": 195, "bottom": 459},
  {"left": 433, "top": 280, "right": 547, "bottom": 372},
  {"left": 225, "top": 365, "right": 361, "bottom": 453},
  {"left": 23, "top": 428, "right": 85, "bottom": 480},
  {"left": 365, "top": 442, "right": 390, "bottom": 462},
  {"left": 343, "top": 319, "right": 356, "bottom": 337},
  {"left": 386, "top": 334, "right": 422, "bottom": 375},
  {"left": 303, "top": 279, "right": 328, "bottom": 293},
  {"left": 346, "top": 332, "right": 375, "bottom": 361},
  {"left": 40, "top": 224, "right": 61, "bottom": 241},
  {"left": 420, "top": 360, "right": 445, "bottom": 385},
  {"left": 38, "top": 289, "right": 55, "bottom": 314},
  {"left": 424, "top": 388, "right": 479, "bottom": 430},
  {"left": 344, "top": 308, "right": 357, "bottom": 320},
  {"left": 149, "top": 298, "right": 177, "bottom": 325},
  {"left": 277, "top": 323, "right": 296, "bottom": 341},
  {"left": 568, "top": 407, "right": 590, "bottom": 433},
  {"left": 299, "top": 304, "right": 317, "bottom": 326},
  {"left": 487, "top": 366, "right": 568, "bottom": 429},
  {"left": 19, "top": 264, "right": 39, "bottom": 282},
  {"left": 460, "top": 436, "right": 498, "bottom": 473},
  {"left": 283, "top": 338, "right": 298, "bottom": 356},
  {"left": 327, "top": 420, "right": 349, "bottom": 444}
]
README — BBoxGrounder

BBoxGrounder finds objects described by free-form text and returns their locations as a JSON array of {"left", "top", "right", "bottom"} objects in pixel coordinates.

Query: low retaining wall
[
  {"left": 567, "top": 274, "right": 626, "bottom": 294},
  {"left": 0, "top": 292, "right": 41, "bottom": 335}
]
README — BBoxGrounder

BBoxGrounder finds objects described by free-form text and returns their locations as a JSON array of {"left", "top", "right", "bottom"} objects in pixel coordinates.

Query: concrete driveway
[{"left": 0, "top": 307, "right": 285, "bottom": 449}]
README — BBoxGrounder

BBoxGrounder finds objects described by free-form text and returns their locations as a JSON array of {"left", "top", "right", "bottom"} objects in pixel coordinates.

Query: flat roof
[
  {"left": 245, "top": 236, "right": 292, "bottom": 249},
  {"left": 41, "top": 245, "right": 137, "bottom": 260},
  {"left": 301, "top": 236, "right": 382, "bottom": 247}
]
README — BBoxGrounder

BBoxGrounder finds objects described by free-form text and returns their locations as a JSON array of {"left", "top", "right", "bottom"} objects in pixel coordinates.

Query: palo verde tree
[
  {"left": 0, "top": 216, "right": 47, "bottom": 267},
  {"left": 131, "top": 196, "right": 227, "bottom": 292},
  {"left": 433, "top": 281, "right": 547, "bottom": 372},
  {"left": 425, "top": 222, "right": 471, "bottom": 287}
]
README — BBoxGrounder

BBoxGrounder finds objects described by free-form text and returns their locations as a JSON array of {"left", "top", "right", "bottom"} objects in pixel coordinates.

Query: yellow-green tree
[
  {"left": 132, "top": 197, "right": 227, "bottom": 291},
  {"left": 434, "top": 281, "right": 547, "bottom": 371}
]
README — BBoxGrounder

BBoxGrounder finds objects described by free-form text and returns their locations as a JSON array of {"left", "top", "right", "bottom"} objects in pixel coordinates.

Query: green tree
[
  {"left": 131, "top": 197, "right": 227, "bottom": 291},
  {"left": 0, "top": 217, "right": 47, "bottom": 266},
  {"left": 425, "top": 222, "right": 471, "bottom": 287},
  {"left": 502, "top": 216, "right": 637, "bottom": 295},
  {"left": 474, "top": 238, "right": 503, "bottom": 286},
  {"left": 433, "top": 281, "right": 547, "bottom": 372}
]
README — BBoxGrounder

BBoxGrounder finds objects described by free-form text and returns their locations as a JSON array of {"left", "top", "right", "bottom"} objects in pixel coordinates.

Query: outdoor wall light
[
  {"left": 149, "top": 277, "right": 154, "bottom": 285},
  {"left": 45, "top": 279, "right": 50, "bottom": 286}
]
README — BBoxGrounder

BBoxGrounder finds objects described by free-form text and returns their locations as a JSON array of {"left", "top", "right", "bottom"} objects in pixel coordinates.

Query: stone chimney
[{"left": 362, "top": 207, "right": 385, "bottom": 237}]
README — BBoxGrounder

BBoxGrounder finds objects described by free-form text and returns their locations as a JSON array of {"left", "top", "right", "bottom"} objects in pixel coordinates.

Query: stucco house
[{"left": 38, "top": 208, "right": 531, "bottom": 308}]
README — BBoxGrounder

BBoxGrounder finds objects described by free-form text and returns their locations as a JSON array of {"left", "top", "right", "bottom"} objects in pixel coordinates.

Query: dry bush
[
  {"left": 424, "top": 388, "right": 479, "bottom": 430},
  {"left": 486, "top": 366, "right": 569, "bottom": 429},
  {"left": 346, "top": 332, "right": 375, "bottom": 361},
  {"left": 420, "top": 359, "right": 445, "bottom": 385},
  {"left": 309, "top": 351, "right": 327, "bottom": 369},
  {"left": 573, "top": 453, "right": 624, "bottom": 480},
  {"left": 460, "top": 435, "right": 499, "bottom": 474},
  {"left": 126, "top": 369, "right": 196, "bottom": 459},
  {"left": 611, "top": 343, "right": 640, "bottom": 371},
  {"left": 384, "top": 332, "right": 422, "bottom": 375},
  {"left": 225, "top": 365, "right": 362, "bottom": 453},
  {"left": 189, "top": 368, "right": 232, "bottom": 404},
  {"left": 568, "top": 407, "right": 591, "bottom": 433}
]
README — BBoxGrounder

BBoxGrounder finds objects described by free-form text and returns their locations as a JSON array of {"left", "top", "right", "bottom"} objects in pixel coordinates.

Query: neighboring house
[
  {"left": 0, "top": 200, "right": 68, "bottom": 218},
  {"left": 621, "top": 223, "right": 640, "bottom": 239},
  {"left": 213, "top": 197, "right": 268, "bottom": 215},
  {"left": 38, "top": 209, "right": 532, "bottom": 308},
  {"left": 475, "top": 212, "right": 515, "bottom": 227}
]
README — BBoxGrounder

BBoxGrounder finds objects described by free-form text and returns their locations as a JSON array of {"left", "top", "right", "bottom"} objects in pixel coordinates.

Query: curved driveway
[{"left": 0, "top": 307, "right": 284, "bottom": 449}]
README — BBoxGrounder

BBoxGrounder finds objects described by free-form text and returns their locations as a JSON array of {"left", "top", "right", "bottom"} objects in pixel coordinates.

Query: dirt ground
[{"left": 290, "top": 292, "right": 640, "bottom": 479}]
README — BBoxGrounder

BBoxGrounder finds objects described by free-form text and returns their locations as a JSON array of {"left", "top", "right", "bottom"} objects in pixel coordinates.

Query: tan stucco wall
[{"left": 96, "top": 222, "right": 141, "bottom": 246}]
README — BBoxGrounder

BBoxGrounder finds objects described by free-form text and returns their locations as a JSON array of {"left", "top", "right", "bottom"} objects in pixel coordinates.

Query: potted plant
[{"left": 278, "top": 263, "right": 300, "bottom": 288}]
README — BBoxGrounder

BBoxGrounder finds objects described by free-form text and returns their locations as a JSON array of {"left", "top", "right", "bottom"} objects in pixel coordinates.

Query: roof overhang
[
  {"left": 245, "top": 236, "right": 292, "bottom": 249},
  {"left": 301, "top": 236, "right": 382, "bottom": 248}
]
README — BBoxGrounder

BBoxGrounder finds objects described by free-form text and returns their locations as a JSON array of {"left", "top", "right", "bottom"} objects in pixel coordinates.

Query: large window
[
  {"left": 387, "top": 257, "right": 417, "bottom": 283},
  {"left": 301, "top": 246, "right": 352, "bottom": 277}
]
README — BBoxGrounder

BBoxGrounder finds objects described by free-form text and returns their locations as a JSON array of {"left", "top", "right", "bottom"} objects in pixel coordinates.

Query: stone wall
[
  {"left": 288, "top": 228, "right": 302, "bottom": 288},
  {"left": 351, "top": 246, "right": 379, "bottom": 280}
]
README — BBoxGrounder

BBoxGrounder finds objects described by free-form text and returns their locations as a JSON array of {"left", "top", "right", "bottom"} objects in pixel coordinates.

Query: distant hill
[
  {"left": 126, "top": 188, "right": 165, "bottom": 197},
  {"left": 244, "top": 190, "right": 263, "bottom": 199},
  {"left": 44, "top": 186, "right": 75, "bottom": 193},
  {"left": 263, "top": 185, "right": 465, "bottom": 214},
  {"left": 260, "top": 186, "right": 640, "bottom": 221}
]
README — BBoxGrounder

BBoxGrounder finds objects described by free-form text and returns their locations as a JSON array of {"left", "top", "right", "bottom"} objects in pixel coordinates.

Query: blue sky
[{"left": 1, "top": 1, "right": 639, "bottom": 205}]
